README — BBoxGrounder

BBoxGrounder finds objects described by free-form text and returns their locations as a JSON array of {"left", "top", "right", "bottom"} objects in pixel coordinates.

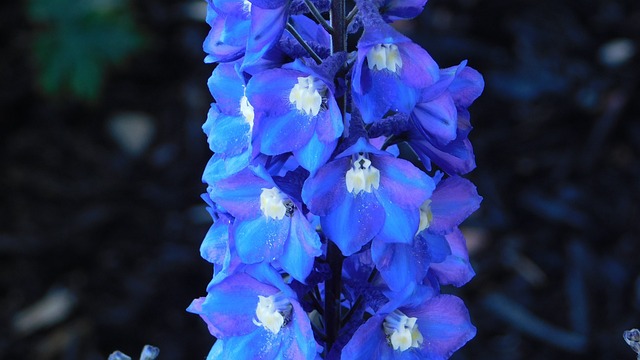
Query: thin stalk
[
  {"left": 324, "top": 241, "right": 344, "bottom": 353},
  {"left": 286, "top": 22, "right": 323, "bottom": 64},
  {"left": 303, "top": 0, "right": 334, "bottom": 34},
  {"left": 323, "top": 0, "right": 347, "bottom": 353},
  {"left": 346, "top": 6, "right": 358, "bottom": 24}
]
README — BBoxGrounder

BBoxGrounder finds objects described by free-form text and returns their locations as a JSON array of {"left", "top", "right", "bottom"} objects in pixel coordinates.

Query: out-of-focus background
[{"left": 1, "top": 0, "right": 639, "bottom": 359}]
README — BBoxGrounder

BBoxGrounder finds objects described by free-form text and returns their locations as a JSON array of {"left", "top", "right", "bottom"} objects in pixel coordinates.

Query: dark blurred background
[{"left": 1, "top": 0, "right": 639, "bottom": 359}]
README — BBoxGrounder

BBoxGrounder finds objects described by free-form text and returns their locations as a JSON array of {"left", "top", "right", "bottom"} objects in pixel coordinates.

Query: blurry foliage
[{"left": 28, "top": 0, "right": 146, "bottom": 102}]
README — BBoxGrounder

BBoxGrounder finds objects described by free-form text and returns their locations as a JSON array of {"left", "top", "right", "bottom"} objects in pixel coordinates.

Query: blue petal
[
  {"left": 429, "top": 176, "right": 482, "bottom": 234},
  {"left": 321, "top": 191, "right": 385, "bottom": 256},
  {"left": 233, "top": 215, "right": 290, "bottom": 263},
  {"left": 371, "top": 239, "right": 418, "bottom": 292},
  {"left": 202, "top": 150, "right": 251, "bottom": 184},
  {"left": 207, "top": 63, "right": 244, "bottom": 114},
  {"left": 187, "top": 273, "right": 278, "bottom": 338},
  {"left": 279, "top": 211, "right": 322, "bottom": 282},
  {"left": 207, "top": 167, "right": 271, "bottom": 219},
  {"left": 293, "top": 132, "right": 336, "bottom": 175},
  {"left": 412, "top": 93, "right": 457, "bottom": 146},
  {"left": 341, "top": 315, "right": 389, "bottom": 359},
  {"left": 201, "top": 217, "right": 230, "bottom": 264},
  {"left": 301, "top": 157, "right": 350, "bottom": 215},
  {"left": 408, "top": 294, "right": 476, "bottom": 359},
  {"left": 242, "top": 3, "right": 289, "bottom": 70},
  {"left": 374, "top": 193, "right": 420, "bottom": 245},
  {"left": 428, "top": 228, "right": 475, "bottom": 286}
]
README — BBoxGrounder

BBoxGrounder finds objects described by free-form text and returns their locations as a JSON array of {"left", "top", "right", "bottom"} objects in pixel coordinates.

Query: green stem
[{"left": 324, "top": 241, "right": 344, "bottom": 353}]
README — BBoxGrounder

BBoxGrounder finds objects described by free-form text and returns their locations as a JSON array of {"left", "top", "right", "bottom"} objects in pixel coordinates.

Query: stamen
[
  {"left": 240, "top": 94, "right": 254, "bottom": 129},
  {"left": 345, "top": 154, "right": 380, "bottom": 194},
  {"left": 383, "top": 310, "right": 424, "bottom": 352},
  {"left": 366, "top": 44, "right": 403, "bottom": 73},
  {"left": 288, "top": 76, "right": 326, "bottom": 116},
  {"left": 417, "top": 199, "right": 433, "bottom": 233},
  {"left": 252, "top": 292, "right": 292, "bottom": 334},
  {"left": 260, "top": 187, "right": 287, "bottom": 220}
]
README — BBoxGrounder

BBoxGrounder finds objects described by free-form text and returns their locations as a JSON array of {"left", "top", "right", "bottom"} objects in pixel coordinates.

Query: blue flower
[
  {"left": 203, "top": 0, "right": 290, "bottom": 72},
  {"left": 207, "top": 165, "right": 322, "bottom": 282},
  {"left": 246, "top": 59, "right": 344, "bottom": 174},
  {"left": 341, "top": 288, "right": 476, "bottom": 359},
  {"left": 302, "top": 137, "right": 435, "bottom": 256},
  {"left": 408, "top": 61, "right": 484, "bottom": 175},
  {"left": 188, "top": 269, "right": 319, "bottom": 360},
  {"left": 371, "top": 174, "right": 481, "bottom": 291},
  {"left": 351, "top": 0, "right": 439, "bottom": 123}
]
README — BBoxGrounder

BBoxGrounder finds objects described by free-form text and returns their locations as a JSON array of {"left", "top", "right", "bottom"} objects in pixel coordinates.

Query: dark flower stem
[
  {"left": 324, "top": 241, "right": 344, "bottom": 353},
  {"left": 304, "top": 0, "right": 334, "bottom": 34},
  {"left": 286, "top": 22, "right": 323, "bottom": 64},
  {"left": 323, "top": 0, "right": 347, "bottom": 354}
]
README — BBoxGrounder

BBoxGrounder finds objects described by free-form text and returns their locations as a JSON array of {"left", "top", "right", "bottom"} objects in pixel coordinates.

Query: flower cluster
[{"left": 188, "top": 0, "right": 484, "bottom": 358}]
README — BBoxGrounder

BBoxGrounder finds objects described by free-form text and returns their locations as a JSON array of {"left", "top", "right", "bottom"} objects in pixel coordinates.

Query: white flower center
[
  {"left": 252, "top": 293, "right": 292, "bottom": 334},
  {"left": 242, "top": 0, "right": 252, "bottom": 13},
  {"left": 260, "top": 187, "right": 289, "bottom": 220},
  {"left": 345, "top": 154, "right": 380, "bottom": 195},
  {"left": 383, "top": 310, "right": 424, "bottom": 352},
  {"left": 417, "top": 199, "right": 433, "bottom": 233},
  {"left": 289, "top": 76, "right": 325, "bottom": 116},
  {"left": 366, "top": 44, "right": 403, "bottom": 73},
  {"left": 239, "top": 94, "right": 254, "bottom": 129}
]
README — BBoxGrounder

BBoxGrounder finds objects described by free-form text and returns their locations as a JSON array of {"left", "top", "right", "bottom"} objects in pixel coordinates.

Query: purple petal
[
  {"left": 341, "top": 315, "right": 389, "bottom": 359},
  {"left": 187, "top": 273, "right": 278, "bottom": 338},
  {"left": 207, "top": 167, "right": 271, "bottom": 219},
  {"left": 429, "top": 176, "right": 482, "bottom": 234},
  {"left": 412, "top": 93, "right": 457, "bottom": 145},
  {"left": 242, "top": 4, "right": 289, "bottom": 70},
  {"left": 398, "top": 42, "right": 439, "bottom": 89},
  {"left": 428, "top": 228, "right": 475, "bottom": 286},
  {"left": 302, "top": 157, "right": 350, "bottom": 215},
  {"left": 407, "top": 294, "right": 476, "bottom": 359},
  {"left": 371, "top": 239, "right": 421, "bottom": 292},
  {"left": 278, "top": 301, "right": 319, "bottom": 359},
  {"left": 373, "top": 155, "right": 435, "bottom": 209}
]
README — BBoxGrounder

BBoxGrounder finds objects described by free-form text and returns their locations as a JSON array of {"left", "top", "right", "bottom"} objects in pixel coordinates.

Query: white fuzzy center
[
  {"left": 383, "top": 310, "right": 424, "bottom": 352},
  {"left": 289, "top": 76, "right": 325, "bottom": 116},
  {"left": 345, "top": 154, "right": 380, "bottom": 195},
  {"left": 367, "top": 44, "right": 403, "bottom": 73},
  {"left": 253, "top": 294, "right": 292, "bottom": 334}
]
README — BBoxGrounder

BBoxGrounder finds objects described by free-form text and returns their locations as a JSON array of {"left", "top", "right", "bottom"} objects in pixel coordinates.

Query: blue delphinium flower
[
  {"left": 408, "top": 61, "right": 484, "bottom": 175},
  {"left": 187, "top": 267, "right": 319, "bottom": 359},
  {"left": 207, "top": 165, "right": 322, "bottom": 282},
  {"left": 341, "top": 286, "right": 476, "bottom": 359},
  {"left": 302, "top": 137, "right": 435, "bottom": 256},
  {"left": 247, "top": 58, "right": 344, "bottom": 173},
  {"left": 351, "top": 0, "right": 439, "bottom": 124},
  {"left": 371, "top": 173, "right": 481, "bottom": 291},
  {"left": 193, "top": 0, "right": 484, "bottom": 358}
]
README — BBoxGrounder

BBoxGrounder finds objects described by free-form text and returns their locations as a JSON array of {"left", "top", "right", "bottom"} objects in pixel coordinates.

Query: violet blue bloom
[
  {"left": 302, "top": 137, "right": 434, "bottom": 256},
  {"left": 371, "top": 174, "right": 481, "bottom": 291},
  {"left": 207, "top": 165, "right": 321, "bottom": 282},
  {"left": 376, "top": 0, "right": 428, "bottom": 23},
  {"left": 203, "top": 0, "right": 290, "bottom": 70},
  {"left": 188, "top": 270, "right": 318, "bottom": 360},
  {"left": 246, "top": 59, "right": 343, "bottom": 174},
  {"left": 351, "top": 0, "right": 439, "bottom": 123},
  {"left": 341, "top": 288, "right": 476, "bottom": 359},
  {"left": 408, "top": 61, "right": 484, "bottom": 175}
]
